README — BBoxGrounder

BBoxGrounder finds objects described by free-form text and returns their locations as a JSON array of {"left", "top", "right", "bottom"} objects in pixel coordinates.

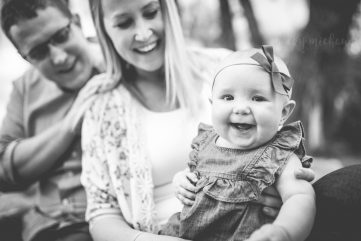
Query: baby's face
[{"left": 211, "top": 65, "right": 287, "bottom": 150}]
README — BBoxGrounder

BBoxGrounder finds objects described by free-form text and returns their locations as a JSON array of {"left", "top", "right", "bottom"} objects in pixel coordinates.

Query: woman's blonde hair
[{"left": 89, "top": 0, "right": 202, "bottom": 113}]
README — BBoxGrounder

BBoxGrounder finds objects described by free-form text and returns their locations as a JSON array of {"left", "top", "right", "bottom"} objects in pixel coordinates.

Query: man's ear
[
  {"left": 72, "top": 14, "right": 82, "bottom": 28},
  {"left": 280, "top": 100, "right": 296, "bottom": 125}
]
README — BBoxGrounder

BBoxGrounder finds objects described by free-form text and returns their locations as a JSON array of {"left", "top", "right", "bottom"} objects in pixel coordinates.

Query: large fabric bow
[{"left": 251, "top": 45, "right": 294, "bottom": 96}]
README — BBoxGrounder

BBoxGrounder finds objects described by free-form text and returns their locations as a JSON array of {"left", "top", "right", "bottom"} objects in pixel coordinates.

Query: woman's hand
[
  {"left": 173, "top": 169, "right": 198, "bottom": 206},
  {"left": 255, "top": 186, "right": 282, "bottom": 218}
]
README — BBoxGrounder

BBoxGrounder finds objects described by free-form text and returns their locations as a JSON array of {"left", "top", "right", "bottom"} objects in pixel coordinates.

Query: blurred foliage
[{"left": 289, "top": 0, "right": 361, "bottom": 156}]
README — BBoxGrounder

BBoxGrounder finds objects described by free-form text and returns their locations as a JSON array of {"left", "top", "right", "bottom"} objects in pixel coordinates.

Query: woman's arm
[
  {"left": 90, "top": 215, "right": 189, "bottom": 241},
  {"left": 90, "top": 215, "right": 141, "bottom": 241}
]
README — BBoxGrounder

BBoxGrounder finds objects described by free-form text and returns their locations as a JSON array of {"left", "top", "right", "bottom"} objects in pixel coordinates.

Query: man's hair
[{"left": 1, "top": 0, "right": 71, "bottom": 43}]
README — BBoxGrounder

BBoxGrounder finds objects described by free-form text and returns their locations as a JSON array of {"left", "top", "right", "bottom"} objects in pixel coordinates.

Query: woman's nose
[{"left": 134, "top": 21, "right": 153, "bottom": 42}]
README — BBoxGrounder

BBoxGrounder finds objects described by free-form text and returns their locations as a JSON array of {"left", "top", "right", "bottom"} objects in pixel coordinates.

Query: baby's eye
[
  {"left": 252, "top": 96, "right": 267, "bottom": 102},
  {"left": 221, "top": 95, "right": 234, "bottom": 101}
]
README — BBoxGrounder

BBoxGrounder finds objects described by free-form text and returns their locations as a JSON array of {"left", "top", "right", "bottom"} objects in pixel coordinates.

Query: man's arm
[
  {"left": 10, "top": 121, "right": 77, "bottom": 185},
  {"left": 0, "top": 77, "right": 78, "bottom": 190}
]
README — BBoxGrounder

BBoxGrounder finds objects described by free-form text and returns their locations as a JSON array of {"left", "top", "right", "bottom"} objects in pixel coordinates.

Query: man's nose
[{"left": 49, "top": 45, "right": 67, "bottom": 65}]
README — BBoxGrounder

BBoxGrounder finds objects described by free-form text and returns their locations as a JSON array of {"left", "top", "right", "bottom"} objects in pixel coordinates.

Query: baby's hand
[
  {"left": 246, "top": 224, "right": 291, "bottom": 241},
  {"left": 172, "top": 169, "right": 198, "bottom": 206}
]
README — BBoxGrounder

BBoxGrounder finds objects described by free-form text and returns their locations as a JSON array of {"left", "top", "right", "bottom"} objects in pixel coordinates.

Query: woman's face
[{"left": 102, "top": 0, "right": 165, "bottom": 73}]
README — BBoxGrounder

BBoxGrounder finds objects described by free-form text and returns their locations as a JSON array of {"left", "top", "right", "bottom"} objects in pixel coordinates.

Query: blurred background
[{"left": 1, "top": 0, "right": 360, "bottom": 177}]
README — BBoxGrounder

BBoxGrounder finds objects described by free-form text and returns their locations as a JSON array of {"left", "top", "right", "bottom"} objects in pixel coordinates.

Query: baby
[{"left": 161, "top": 45, "right": 315, "bottom": 241}]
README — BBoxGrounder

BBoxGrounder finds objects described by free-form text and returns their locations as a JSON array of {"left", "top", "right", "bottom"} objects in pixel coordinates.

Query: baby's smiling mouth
[{"left": 230, "top": 123, "right": 254, "bottom": 130}]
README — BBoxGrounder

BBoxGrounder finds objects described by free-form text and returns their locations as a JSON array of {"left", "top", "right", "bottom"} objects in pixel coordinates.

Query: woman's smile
[{"left": 133, "top": 39, "right": 160, "bottom": 54}]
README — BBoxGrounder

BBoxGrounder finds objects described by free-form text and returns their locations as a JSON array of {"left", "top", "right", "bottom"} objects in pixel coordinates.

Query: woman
[
  {"left": 80, "top": 0, "right": 358, "bottom": 241},
  {"left": 81, "top": 0, "right": 231, "bottom": 239},
  {"left": 81, "top": 0, "right": 287, "bottom": 240}
]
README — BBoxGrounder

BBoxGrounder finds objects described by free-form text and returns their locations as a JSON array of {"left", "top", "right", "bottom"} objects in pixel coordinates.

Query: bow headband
[
  {"left": 213, "top": 45, "right": 294, "bottom": 96},
  {"left": 251, "top": 45, "right": 294, "bottom": 96}
]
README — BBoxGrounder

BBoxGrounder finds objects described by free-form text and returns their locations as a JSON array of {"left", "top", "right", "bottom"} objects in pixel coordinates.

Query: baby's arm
[
  {"left": 247, "top": 154, "right": 316, "bottom": 241},
  {"left": 273, "top": 154, "right": 316, "bottom": 241}
]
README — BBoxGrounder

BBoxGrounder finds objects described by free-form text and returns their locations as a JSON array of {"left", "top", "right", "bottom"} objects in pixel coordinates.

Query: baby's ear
[{"left": 281, "top": 100, "right": 296, "bottom": 125}]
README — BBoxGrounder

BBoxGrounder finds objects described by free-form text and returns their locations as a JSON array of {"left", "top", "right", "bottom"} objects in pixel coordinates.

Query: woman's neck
[
  {"left": 136, "top": 67, "right": 163, "bottom": 83},
  {"left": 128, "top": 67, "right": 178, "bottom": 112}
]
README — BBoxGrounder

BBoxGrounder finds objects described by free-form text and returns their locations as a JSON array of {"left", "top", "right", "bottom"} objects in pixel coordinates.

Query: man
[{"left": 0, "top": 0, "right": 103, "bottom": 240}]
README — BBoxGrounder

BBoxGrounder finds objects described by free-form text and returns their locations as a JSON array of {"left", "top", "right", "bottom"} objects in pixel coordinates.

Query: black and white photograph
[{"left": 0, "top": 0, "right": 360, "bottom": 240}]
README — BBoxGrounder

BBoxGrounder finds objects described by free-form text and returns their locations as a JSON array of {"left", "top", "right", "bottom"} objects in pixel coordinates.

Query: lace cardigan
[{"left": 80, "top": 48, "right": 232, "bottom": 233}]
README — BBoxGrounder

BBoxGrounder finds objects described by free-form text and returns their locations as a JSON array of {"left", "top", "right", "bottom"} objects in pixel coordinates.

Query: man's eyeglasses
[{"left": 22, "top": 21, "right": 72, "bottom": 62}]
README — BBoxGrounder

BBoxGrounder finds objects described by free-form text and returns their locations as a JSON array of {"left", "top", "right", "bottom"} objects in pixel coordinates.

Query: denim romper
[{"left": 161, "top": 121, "right": 312, "bottom": 241}]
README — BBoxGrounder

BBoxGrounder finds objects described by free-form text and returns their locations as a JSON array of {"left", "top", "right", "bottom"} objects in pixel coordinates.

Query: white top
[{"left": 142, "top": 103, "right": 211, "bottom": 224}]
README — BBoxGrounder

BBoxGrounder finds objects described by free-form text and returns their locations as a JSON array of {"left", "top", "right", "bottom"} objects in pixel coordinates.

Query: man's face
[{"left": 9, "top": 6, "right": 93, "bottom": 91}]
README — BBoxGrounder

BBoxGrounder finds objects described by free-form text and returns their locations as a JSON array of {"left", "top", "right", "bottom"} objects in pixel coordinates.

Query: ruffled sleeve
[
  {"left": 274, "top": 121, "right": 313, "bottom": 167},
  {"left": 188, "top": 123, "right": 215, "bottom": 172},
  {"left": 246, "top": 121, "right": 313, "bottom": 194}
]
